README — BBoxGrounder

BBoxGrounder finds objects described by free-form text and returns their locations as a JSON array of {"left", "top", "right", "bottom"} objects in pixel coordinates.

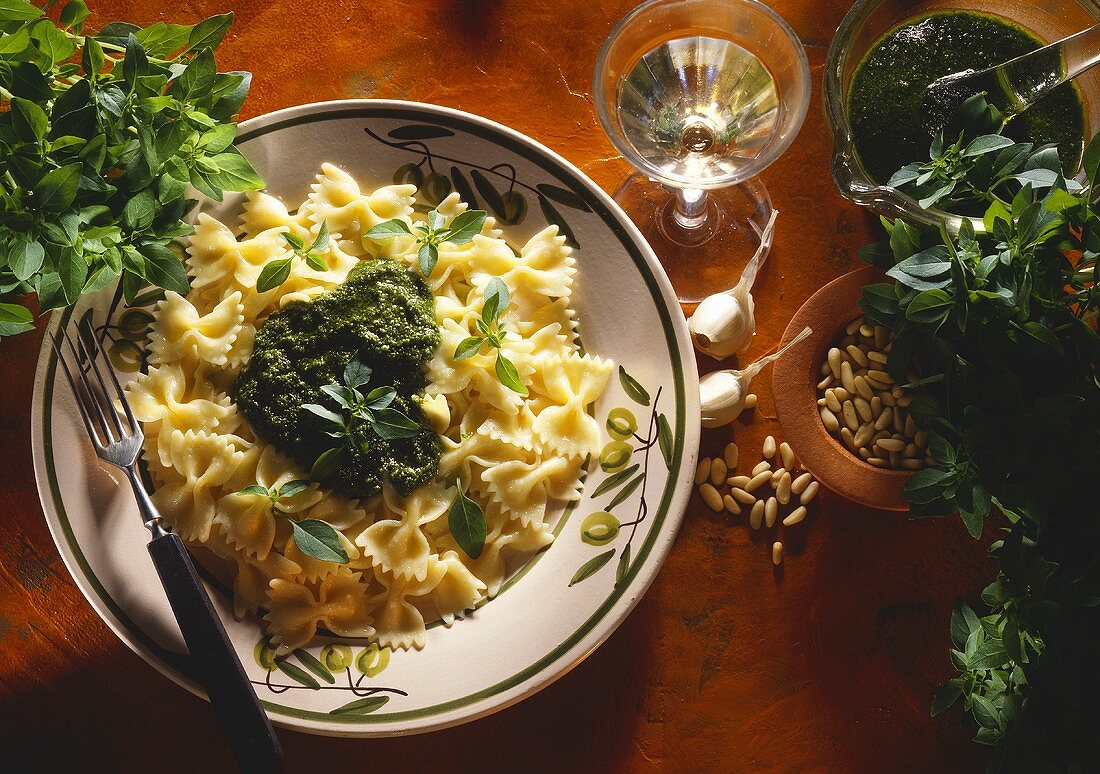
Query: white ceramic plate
[{"left": 31, "top": 100, "right": 699, "bottom": 737}]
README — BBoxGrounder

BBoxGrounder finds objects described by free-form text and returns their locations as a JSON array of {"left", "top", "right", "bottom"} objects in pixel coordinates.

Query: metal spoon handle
[{"left": 1002, "top": 23, "right": 1100, "bottom": 112}]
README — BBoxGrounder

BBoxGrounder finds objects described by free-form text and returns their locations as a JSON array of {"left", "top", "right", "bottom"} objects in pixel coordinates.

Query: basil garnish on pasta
[
  {"left": 453, "top": 277, "right": 528, "bottom": 395},
  {"left": 365, "top": 207, "right": 487, "bottom": 277}
]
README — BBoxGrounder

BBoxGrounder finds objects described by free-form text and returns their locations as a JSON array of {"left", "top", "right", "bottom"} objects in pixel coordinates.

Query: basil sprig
[
  {"left": 304, "top": 356, "right": 422, "bottom": 480},
  {"left": 0, "top": 3, "right": 263, "bottom": 333},
  {"left": 364, "top": 207, "right": 487, "bottom": 277},
  {"left": 255, "top": 220, "right": 330, "bottom": 292},
  {"left": 448, "top": 484, "right": 486, "bottom": 559},
  {"left": 236, "top": 479, "right": 348, "bottom": 563},
  {"left": 453, "top": 277, "right": 527, "bottom": 395}
]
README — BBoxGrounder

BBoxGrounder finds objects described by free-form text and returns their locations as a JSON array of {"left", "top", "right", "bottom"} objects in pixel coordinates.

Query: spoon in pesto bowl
[{"left": 922, "top": 23, "right": 1100, "bottom": 135}]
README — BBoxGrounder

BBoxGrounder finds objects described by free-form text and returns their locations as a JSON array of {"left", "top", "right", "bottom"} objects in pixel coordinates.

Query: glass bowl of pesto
[{"left": 825, "top": 0, "right": 1100, "bottom": 230}]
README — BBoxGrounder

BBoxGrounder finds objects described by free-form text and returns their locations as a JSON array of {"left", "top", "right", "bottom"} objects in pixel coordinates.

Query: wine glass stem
[{"left": 673, "top": 187, "right": 709, "bottom": 230}]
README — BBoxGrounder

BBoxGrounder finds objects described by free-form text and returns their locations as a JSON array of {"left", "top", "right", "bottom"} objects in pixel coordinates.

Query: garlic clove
[
  {"left": 690, "top": 293, "right": 752, "bottom": 360},
  {"left": 699, "top": 370, "right": 746, "bottom": 428}
]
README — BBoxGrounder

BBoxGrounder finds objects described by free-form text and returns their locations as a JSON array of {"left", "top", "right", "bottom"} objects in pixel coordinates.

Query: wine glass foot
[{"left": 612, "top": 173, "right": 774, "bottom": 304}]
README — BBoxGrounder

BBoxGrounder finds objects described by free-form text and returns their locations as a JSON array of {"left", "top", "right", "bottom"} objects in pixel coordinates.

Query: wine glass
[{"left": 594, "top": 0, "right": 811, "bottom": 303}]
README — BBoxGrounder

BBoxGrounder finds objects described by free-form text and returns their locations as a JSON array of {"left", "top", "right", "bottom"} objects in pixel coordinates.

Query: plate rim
[{"left": 30, "top": 98, "right": 700, "bottom": 736}]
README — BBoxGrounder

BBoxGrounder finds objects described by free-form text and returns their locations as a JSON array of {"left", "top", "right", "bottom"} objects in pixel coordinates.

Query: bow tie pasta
[{"left": 127, "top": 163, "right": 611, "bottom": 653}]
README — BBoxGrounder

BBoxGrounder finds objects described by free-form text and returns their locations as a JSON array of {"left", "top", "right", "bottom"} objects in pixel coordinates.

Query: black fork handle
[{"left": 147, "top": 532, "right": 284, "bottom": 773}]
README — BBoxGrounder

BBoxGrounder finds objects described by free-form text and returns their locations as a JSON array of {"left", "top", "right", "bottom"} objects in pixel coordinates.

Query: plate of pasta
[{"left": 31, "top": 100, "right": 699, "bottom": 736}]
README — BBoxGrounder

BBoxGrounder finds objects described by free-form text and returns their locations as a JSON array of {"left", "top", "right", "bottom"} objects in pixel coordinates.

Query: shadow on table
[{"left": 0, "top": 591, "right": 659, "bottom": 772}]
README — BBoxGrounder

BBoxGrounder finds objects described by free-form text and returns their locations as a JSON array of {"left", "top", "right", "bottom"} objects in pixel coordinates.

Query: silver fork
[{"left": 52, "top": 320, "right": 283, "bottom": 774}]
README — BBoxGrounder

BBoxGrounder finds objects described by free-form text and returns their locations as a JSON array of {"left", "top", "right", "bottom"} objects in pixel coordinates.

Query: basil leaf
[
  {"left": 0, "top": 0, "right": 44, "bottom": 21},
  {"left": 364, "top": 219, "right": 412, "bottom": 239},
  {"left": 370, "top": 408, "right": 422, "bottom": 440},
  {"left": 302, "top": 403, "right": 345, "bottom": 427},
  {"left": 443, "top": 209, "right": 487, "bottom": 244},
  {"left": 494, "top": 353, "right": 527, "bottom": 395},
  {"left": 37, "top": 163, "right": 82, "bottom": 212},
  {"left": 186, "top": 12, "right": 233, "bottom": 53},
  {"left": 311, "top": 220, "right": 330, "bottom": 252},
  {"left": 205, "top": 150, "right": 264, "bottom": 191},
  {"left": 418, "top": 242, "right": 438, "bottom": 277},
  {"left": 309, "top": 446, "right": 344, "bottom": 480},
  {"left": 256, "top": 256, "right": 293, "bottom": 292},
  {"left": 288, "top": 518, "right": 348, "bottom": 563},
  {"left": 276, "top": 479, "right": 311, "bottom": 499},
  {"left": 343, "top": 357, "right": 372, "bottom": 390},
  {"left": 482, "top": 277, "right": 509, "bottom": 323},
  {"left": 135, "top": 242, "right": 189, "bottom": 294},
  {"left": 0, "top": 302, "right": 35, "bottom": 337},
  {"left": 363, "top": 386, "right": 396, "bottom": 410},
  {"left": 453, "top": 336, "right": 484, "bottom": 361},
  {"left": 8, "top": 237, "right": 45, "bottom": 281},
  {"left": 237, "top": 484, "right": 271, "bottom": 497},
  {"left": 449, "top": 488, "right": 486, "bottom": 559}
]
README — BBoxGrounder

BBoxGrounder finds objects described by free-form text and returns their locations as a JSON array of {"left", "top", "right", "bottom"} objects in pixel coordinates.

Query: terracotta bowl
[{"left": 772, "top": 266, "right": 910, "bottom": 512}]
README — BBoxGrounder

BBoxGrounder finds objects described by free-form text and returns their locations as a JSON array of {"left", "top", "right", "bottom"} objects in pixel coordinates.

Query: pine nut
[
  {"left": 914, "top": 430, "right": 929, "bottom": 448},
  {"left": 874, "top": 325, "right": 888, "bottom": 349},
  {"left": 777, "top": 471, "right": 792, "bottom": 504},
  {"left": 817, "top": 375, "right": 834, "bottom": 390},
  {"left": 854, "top": 375, "right": 874, "bottom": 401},
  {"left": 723, "top": 442, "right": 739, "bottom": 470},
  {"left": 772, "top": 541, "right": 783, "bottom": 565},
  {"left": 710, "top": 457, "right": 727, "bottom": 486},
  {"left": 868, "top": 369, "right": 893, "bottom": 385},
  {"left": 853, "top": 423, "right": 875, "bottom": 448},
  {"left": 765, "top": 497, "right": 778, "bottom": 527},
  {"left": 700, "top": 483, "right": 723, "bottom": 511},
  {"left": 868, "top": 350, "right": 888, "bottom": 364},
  {"left": 841, "top": 361, "right": 855, "bottom": 393},
  {"left": 791, "top": 472, "right": 812, "bottom": 495},
  {"left": 832, "top": 387, "right": 851, "bottom": 402},
  {"left": 783, "top": 506, "right": 807, "bottom": 526},
  {"left": 723, "top": 494, "right": 742, "bottom": 515},
  {"left": 727, "top": 475, "right": 751, "bottom": 488},
  {"left": 859, "top": 447, "right": 871, "bottom": 459},
  {"left": 825, "top": 389, "right": 842, "bottom": 412},
  {"left": 904, "top": 443, "right": 920, "bottom": 459},
  {"left": 889, "top": 450, "right": 902, "bottom": 468},
  {"left": 904, "top": 414, "right": 916, "bottom": 436},
  {"left": 876, "top": 437, "right": 905, "bottom": 453},
  {"left": 870, "top": 396, "right": 882, "bottom": 418},
  {"left": 855, "top": 397, "right": 873, "bottom": 422},
  {"left": 892, "top": 408, "right": 905, "bottom": 433},
  {"left": 880, "top": 391, "right": 896, "bottom": 407},
  {"left": 846, "top": 345, "right": 868, "bottom": 367},
  {"left": 750, "top": 500, "right": 764, "bottom": 529},
  {"left": 744, "top": 393, "right": 757, "bottom": 408},
  {"left": 820, "top": 407, "right": 840, "bottom": 432},
  {"left": 842, "top": 400, "right": 859, "bottom": 431},
  {"left": 800, "top": 481, "right": 819, "bottom": 504},
  {"left": 730, "top": 487, "right": 757, "bottom": 505},
  {"left": 874, "top": 407, "right": 893, "bottom": 431},
  {"left": 820, "top": 360, "right": 832, "bottom": 376},
  {"left": 867, "top": 456, "right": 888, "bottom": 468},
  {"left": 902, "top": 458, "right": 924, "bottom": 470},
  {"left": 752, "top": 460, "right": 771, "bottom": 476},
  {"left": 827, "top": 347, "right": 843, "bottom": 378},
  {"left": 771, "top": 466, "right": 786, "bottom": 484},
  {"left": 746, "top": 471, "right": 772, "bottom": 492},
  {"left": 780, "top": 442, "right": 796, "bottom": 470},
  {"left": 857, "top": 324, "right": 872, "bottom": 338},
  {"left": 694, "top": 458, "right": 711, "bottom": 485},
  {"left": 845, "top": 317, "right": 863, "bottom": 336},
  {"left": 839, "top": 427, "right": 857, "bottom": 451},
  {"left": 763, "top": 435, "right": 776, "bottom": 459}
]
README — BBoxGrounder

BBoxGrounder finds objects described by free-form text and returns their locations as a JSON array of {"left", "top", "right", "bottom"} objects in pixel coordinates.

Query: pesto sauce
[
  {"left": 849, "top": 11, "right": 1085, "bottom": 185},
  {"left": 234, "top": 259, "right": 442, "bottom": 499}
]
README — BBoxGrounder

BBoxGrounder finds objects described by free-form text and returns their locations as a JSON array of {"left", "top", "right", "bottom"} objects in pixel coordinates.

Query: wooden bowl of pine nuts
[{"left": 772, "top": 266, "right": 916, "bottom": 512}]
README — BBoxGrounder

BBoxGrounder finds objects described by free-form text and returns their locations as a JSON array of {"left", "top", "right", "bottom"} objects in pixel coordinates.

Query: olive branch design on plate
[
  {"left": 252, "top": 637, "right": 408, "bottom": 716},
  {"left": 570, "top": 368, "right": 673, "bottom": 589},
  {"left": 365, "top": 124, "right": 589, "bottom": 249}
]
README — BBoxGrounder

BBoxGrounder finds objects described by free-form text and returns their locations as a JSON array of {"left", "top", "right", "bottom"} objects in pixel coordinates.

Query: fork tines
[{"left": 51, "top": 320, "right": 142, "bottom": 453}]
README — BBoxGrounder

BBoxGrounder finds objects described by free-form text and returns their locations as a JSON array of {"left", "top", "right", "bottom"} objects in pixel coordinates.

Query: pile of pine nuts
[
  {"left": 694, "top": 433, "right": 819, "bottom": 566},
  {"left": 816, "top": 315, "right": 931, "bottom": 471}
]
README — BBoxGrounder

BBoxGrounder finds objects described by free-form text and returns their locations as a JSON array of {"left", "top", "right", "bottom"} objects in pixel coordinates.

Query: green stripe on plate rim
[{"left": 43, "top": 104, "right": 687, "bottom": 725}]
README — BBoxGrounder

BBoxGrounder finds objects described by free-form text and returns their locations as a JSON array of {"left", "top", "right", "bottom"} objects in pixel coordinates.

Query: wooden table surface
[{"left": 0, "top": 1, "right": 995, "bottom": 770}]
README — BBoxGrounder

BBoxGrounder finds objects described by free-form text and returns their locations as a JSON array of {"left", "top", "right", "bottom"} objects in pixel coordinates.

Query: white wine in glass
[{"left": 594, "top": 0, "right": 810, "bottom": 304}]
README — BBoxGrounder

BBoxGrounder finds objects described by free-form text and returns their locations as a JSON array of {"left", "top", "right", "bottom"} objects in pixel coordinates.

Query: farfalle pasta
[{"left": 128, "top": 163, "right": 611, "bottom": 652}]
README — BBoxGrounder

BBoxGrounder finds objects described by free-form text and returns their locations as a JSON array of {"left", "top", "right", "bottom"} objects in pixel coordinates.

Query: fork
[{"left": 52, "top": 321, "right": 284, "bottom": 773}]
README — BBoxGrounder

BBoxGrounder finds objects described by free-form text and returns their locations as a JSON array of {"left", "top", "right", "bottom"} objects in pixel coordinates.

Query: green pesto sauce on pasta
[{"left": 234, "top": 259, "right": 442, "bottom": 499}]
